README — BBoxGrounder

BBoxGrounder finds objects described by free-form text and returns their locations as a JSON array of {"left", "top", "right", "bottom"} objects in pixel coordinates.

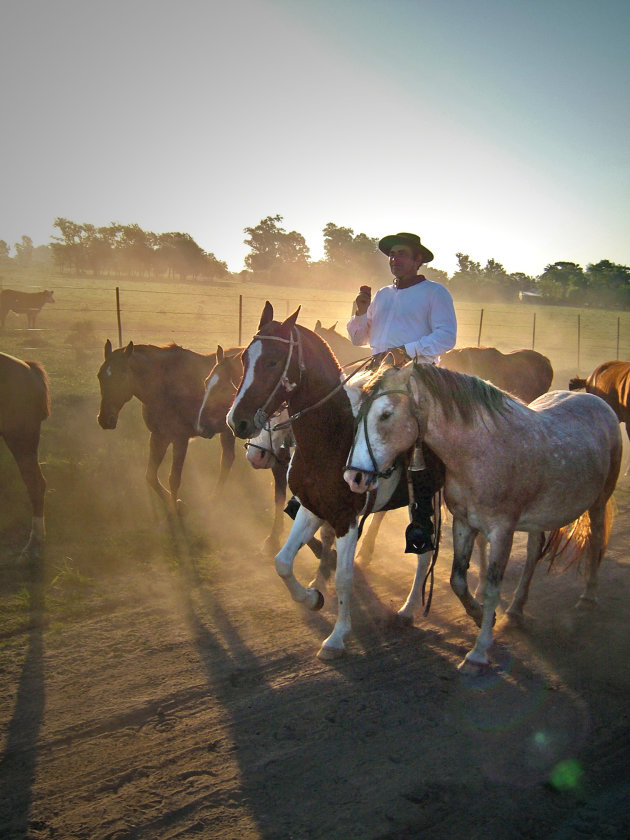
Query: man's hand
[{"left": 354, "top": 285, "right": 371, "bottom": 315}]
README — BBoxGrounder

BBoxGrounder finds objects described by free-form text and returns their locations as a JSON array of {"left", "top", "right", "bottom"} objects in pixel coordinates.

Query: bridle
[
  {"left": 247, "top": 326, "right": 371, "bottom": 432},
  {"left": 250, "top": 327, "right": 305, "bottom": 431},
  {"left": 345, "top": 378, "right": 420, "bottom": 485},
  {"left": 244, "top": 409, "right": 294, "bottom": 466}
]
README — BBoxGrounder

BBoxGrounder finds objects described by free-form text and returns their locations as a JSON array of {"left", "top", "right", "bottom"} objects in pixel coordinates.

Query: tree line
[{"left": 1, "top": 215, "right": 629, "bottom": 309}]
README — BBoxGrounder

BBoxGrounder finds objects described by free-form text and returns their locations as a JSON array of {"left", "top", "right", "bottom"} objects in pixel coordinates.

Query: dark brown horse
[
  {"left": 0, "top": 351, "right": 50, "bottom": 558},
  {"left": 97, "top": 340, "right": 241, "bottom": 512},
  {"left": 439, "top": 346, "right": 553, "bottom": 404}
]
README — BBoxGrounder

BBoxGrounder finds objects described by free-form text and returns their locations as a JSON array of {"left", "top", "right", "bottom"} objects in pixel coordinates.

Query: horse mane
[{"left": 367, "top": 362, "right": 515, "bottom": 425}]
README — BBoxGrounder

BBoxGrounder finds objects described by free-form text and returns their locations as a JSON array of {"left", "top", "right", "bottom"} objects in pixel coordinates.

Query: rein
[{"left": 271, "top": 358, "right": 373, "bottom": 431}]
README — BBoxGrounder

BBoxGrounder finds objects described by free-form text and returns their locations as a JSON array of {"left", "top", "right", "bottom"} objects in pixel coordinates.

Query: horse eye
[
  {"left": 266, "top": 359, "right": 279, "bottom": 369},
  {"left": 379, "top": 410, "right": 392, "bottom": 421}
]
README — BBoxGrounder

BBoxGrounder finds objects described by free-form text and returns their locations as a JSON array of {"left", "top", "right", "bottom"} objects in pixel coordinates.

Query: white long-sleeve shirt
[{"left": 346, "top": 279, "right": 457, "bottom": 363}]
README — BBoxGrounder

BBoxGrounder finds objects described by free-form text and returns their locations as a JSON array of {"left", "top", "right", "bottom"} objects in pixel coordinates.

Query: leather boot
[{"left": 404, "top": 469, "right": 435, "bottom": 554}]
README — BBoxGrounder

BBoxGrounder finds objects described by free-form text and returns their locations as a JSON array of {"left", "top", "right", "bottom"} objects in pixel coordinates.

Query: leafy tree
[
  {"left": 449, "top": 253, "right": 483, "bottom": 297},
  {"left": 0, "top": 240, "right": 10, "bottom": 264},
  {"left": 244, "top": 215, "right": 310, "bottom": 274},
  {"left": 538, "top": 261, "right": 587, "bottom": 304},
  {"left": 14, "top": 235, "right": 34, "bottom": 268}
]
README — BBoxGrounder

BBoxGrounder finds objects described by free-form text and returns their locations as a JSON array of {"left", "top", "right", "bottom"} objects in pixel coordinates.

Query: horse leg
[
  {"left": 169, "top": 437, "right": 189, "bottom": 514},
  {"left": 506, "top": 531, "right": 545, "bottom": 624},
  {"left": 318, "top": 525, "right": 359, "bottom": 660},
  {"left": 460, "top": 529, "right": 514, "bottom": 673},
  {"left": 450, "top": 517, "right": 482, "bottom": 625},
  {"left": 577, "top": 498, "right": 607, "bottom": 607},
  {"left": 275, "top": 504, "right": 325, "bottom": 611},
  {"left": 356, "top": 511, "right": 386, "bottom": 567},
  {"left": 146, "top": 433, "right": 171, "bottom": 504},
  {"left": 6, "top": 434, "right": 46, "bottom": 559},
  {"left": 397, "top": 550, "right": 432, "bottom": 625},
  {"left": 213, "top": 427, "right": 235, "bottom": 496},
  {"left": 309, "top": 522, "right": 336, "bottom": 592},
  {"left": 263, "top": 461, "right": 287, "bottom": 555},
  {"left": 473, "top": 534, "right": 488, "bottom": 599}
]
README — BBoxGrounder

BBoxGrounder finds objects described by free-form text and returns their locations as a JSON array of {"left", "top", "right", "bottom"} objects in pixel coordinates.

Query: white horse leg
[
  {"left": 275, "top": 505, "right": 324, "bottom": 611},
  {"left": 356, "top": 511, "right": 386, "bottom": 567},
  {"left": 318, "top": 525, "right": 359, "bottom": 661},
  {"left": 460, "top": 529, "right": 514, "bottom": 673},
  {"left": 506, "top": 531, "right": 545, "bottom": 623},
  {"left": 309, "top": 522, "right": 336, "bottom": 592},
  {"left": 397, "top": 550, "right": 432, "bottom": 624},
  {"left": 473, "top": 534, "right": 488, "bottom": 599},
  {"left": 21, "top": 516, "right": 45, "bottom": 560}
]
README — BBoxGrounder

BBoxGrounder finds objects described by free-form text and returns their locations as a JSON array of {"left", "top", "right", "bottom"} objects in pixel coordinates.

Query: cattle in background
[{"left": 0, "top": 289, "right": 55, "bottom": 328}]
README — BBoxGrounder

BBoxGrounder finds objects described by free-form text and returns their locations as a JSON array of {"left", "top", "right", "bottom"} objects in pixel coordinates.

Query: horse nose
[
  {"left": 234, "top": 419, "right": 252, "bottom": 439},
  {"left": 97, "top": 413, "right": 117, "bottom": 430},
  {"left": 343, "top": 468, "right": 371, "bottom": 493}
]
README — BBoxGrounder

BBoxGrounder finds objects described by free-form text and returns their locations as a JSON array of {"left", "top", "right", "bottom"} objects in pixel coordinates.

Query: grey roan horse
[{"left": 344, "top": 362, "right": 621, "bottom": 673}]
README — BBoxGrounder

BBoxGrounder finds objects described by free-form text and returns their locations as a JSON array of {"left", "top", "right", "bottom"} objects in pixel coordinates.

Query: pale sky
[{"left": 2, "top": 0, "right": 629, "bottom": 277}]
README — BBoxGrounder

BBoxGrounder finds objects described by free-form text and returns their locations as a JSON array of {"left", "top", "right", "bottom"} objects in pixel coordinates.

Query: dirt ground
[{"left": 1, "top": 418, "right": 630, "bottom": 840}]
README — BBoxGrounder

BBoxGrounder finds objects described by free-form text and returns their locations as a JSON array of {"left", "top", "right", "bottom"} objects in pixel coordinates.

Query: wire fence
[{"left": 1, "top": 278, "right": 629, "bottom": 379}]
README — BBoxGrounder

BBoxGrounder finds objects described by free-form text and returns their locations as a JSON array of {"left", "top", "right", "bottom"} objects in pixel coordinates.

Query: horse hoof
[
  {"left": 310, "top": 589, "right": 325, "bottom": 611},
  {"left": 317, "top": 644, "right": 345, "bottom": 661},
  {"left": 457, "top": 657, "right": 490, "bottom": 676},
  {"left": 393, "top": 612, "right": 414, "bottom": 628}
]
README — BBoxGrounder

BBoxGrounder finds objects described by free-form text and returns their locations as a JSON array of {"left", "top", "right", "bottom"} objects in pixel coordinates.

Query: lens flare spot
[{"left": 549, "top": 758, "right": 583, "bottom": 791}]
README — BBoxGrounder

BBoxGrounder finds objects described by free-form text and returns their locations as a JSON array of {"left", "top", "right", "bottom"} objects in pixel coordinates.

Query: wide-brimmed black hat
[{"left": 378, "top": 232, "right": 434, "bottom": 264}]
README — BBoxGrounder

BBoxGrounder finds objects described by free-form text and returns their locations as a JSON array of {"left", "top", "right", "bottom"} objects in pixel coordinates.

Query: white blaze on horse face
[
  {"left": 227, "top": 341, "right": 262, "bottom": 430},
  {"left": 196, "top": 372, "right": 220, "bottom": 433}
]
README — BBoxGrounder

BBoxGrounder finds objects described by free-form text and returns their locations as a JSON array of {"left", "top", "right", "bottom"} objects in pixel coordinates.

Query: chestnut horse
[
  {"left": 97, "top": 340, "right": 242, "bottom": 512},
  {"left": 344, "top": 363, "right": 621, "bottom": 673},
  {"left": 440, "top": 346, "right": 553, "bottom": 404},
  {"left": 570, "top": 361, "right": 630, "bottom": 473},
  {"left": 0, "top": 351, "right": 50, "bottom": 558},
  {"left": 226, "top": 302, "right": 440, "bottom": 660}
]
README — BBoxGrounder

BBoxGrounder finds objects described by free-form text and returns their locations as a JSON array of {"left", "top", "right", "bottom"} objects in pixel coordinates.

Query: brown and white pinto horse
[
  {"left": 570, "top": 361, "right": 630, "bottom": 473},
  {"left": 97, "top": 340, "right": 241, "bottom": 512},
  {"left": 0, "top": 351, "right": 50, "bottom": 558},
  {"left": 344, "top": 363, "right": 621, "bottom": 673},
  {"left": 227, "top": 302, "right": 438, "bottom": 660}
]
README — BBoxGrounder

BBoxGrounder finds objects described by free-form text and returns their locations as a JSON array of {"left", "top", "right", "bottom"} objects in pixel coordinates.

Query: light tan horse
[{"left": 344, "top": 362, "right": 622, "bottom": 674}]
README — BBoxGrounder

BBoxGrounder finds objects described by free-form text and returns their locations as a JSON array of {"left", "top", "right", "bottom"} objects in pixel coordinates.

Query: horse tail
[
  {"left": 541, "top": 499, "right": 614, "bottom": 573},
  {"left": 568, "top": 376, "right": 587, "bottom": 391},
  {"left": 26, "top": 360, "right": 51, "bottom": 420}
]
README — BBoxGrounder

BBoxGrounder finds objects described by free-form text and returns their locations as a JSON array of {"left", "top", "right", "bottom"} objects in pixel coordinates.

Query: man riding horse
[{"left": 347, "top": 232, "right": 457, "bottom": 553}]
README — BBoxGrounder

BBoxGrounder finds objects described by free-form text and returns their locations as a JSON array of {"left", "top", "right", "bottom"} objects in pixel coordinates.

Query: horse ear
[
  {"left": 280, "top": 306, "right": 301, "bottom": 334},
  {"left": 408, "top": 373, "right": 421, "bottom": 405},
  {"left": 315, "top": 320, "right": 322, "bottom": 329},
  {"left": 331, "top": 322, "right": 337, "bottom": 330},
  {"left": 124, "top": 341, "right": 134, "bottom": 358},
  {"left": 104, "top": 339, "right": 113, "bottom": 360},
  {"left": 258, "top": 301, "right": 274, "bottom": 330},
  {"left": 216, "top": 345, "right": 224, "bottom": 363}
]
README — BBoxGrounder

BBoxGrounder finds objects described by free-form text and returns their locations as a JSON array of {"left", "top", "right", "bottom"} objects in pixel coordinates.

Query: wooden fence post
[
  {"left": 617, "top": 317, "right": 620, "bottom": 359},
  {"left": 532, "top": 312, "right": 536, "bottom": 350},
  {"left": 116, "top": 287, "right": 123, "bottom": 347},
  {"left": 238, "top": 295, "right": 243, "bottom": 346},
  {"left": 577, "top": 314, "right": 581, "bottom": 371},
  {"left": 477, "top": 309, "right": 484, "bottom": 347}
]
